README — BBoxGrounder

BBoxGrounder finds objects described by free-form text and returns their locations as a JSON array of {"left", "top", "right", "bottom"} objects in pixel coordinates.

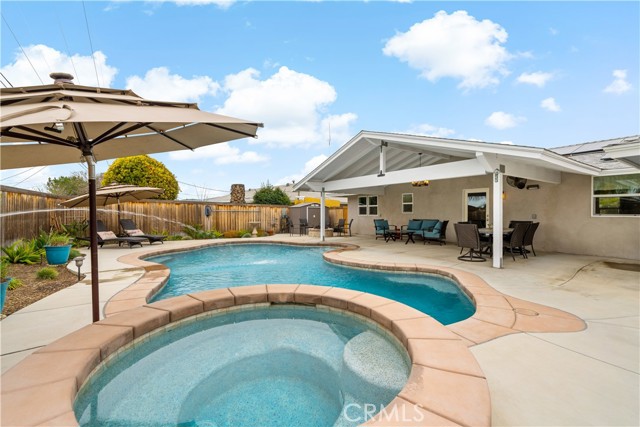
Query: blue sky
[{"left": 1, "top": 1, "right": 638, "bottom": 199}]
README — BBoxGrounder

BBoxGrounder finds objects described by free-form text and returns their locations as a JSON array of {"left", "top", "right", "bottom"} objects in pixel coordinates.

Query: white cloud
[
  {"left": 549, "top": 27, "right": 559, "bottom": 36},
  {"left": 382, "top": 10, "right": 511, "bottom": 89},
  {"left": 125, "top": 67, "right": 220, "bottom": 102},
  {"left": 485, "top": 111, "right": 526, "bottom": 130},
  {"left": 517, "top": 71, "right": 553, "bottom": 87},
  {"left": 405, "top": 123, "right": 456, "bottom": 138},
  {"left": 217, "top": 66, "right": 357, "bottom": 147},
  {"left": 604, "top": 69, "right": 632, "bottom": 94},
  {"left": 0, "top": 44, "right": 118, "bottom": 87},
  {"left": 541, "top": 97, "right": 561, "bottom": 112},
  {"left": 276, "top": 154, "right": 328, "bottom": 185},
  {"left": 169, "top": 142, "right": 268, "bottom": 164}
]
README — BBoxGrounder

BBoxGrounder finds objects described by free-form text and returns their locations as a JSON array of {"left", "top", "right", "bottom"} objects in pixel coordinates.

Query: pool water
[
  {"left": 149, "top": 244, "right": 474, "bottom": 325},
  {"left": 74, "top": 305, "right": 411, "bottom": 427}
]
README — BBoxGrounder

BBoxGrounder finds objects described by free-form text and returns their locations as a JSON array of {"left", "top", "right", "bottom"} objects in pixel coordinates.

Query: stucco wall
[{"left": 348, "top": 173, "right": 639, "bottom": 260}]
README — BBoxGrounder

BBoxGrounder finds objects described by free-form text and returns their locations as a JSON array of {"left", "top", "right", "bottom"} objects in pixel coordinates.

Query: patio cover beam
[
  {"left": 315, "top": 158, "right": 487, "bottom": 193},
  {"left": 476, "top": 153, "right": 562, "bottom": 184}
]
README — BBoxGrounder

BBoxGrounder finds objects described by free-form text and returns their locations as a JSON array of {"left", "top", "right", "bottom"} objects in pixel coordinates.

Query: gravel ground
[{"left": 2, "top": 263, "right": 81, "bottom": 317}]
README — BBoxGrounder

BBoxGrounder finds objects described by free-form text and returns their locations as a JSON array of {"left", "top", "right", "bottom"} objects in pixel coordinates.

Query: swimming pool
[
  {"left": 74, "top": 305, "right": 411, "bottom": 427},
  {"left": 148, "top": 244, "right": 474, "bottom": 325}
]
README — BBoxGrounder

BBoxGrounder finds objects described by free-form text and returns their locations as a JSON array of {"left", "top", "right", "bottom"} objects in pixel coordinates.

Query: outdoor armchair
[
  {"left": 503, "top": 222, "right": 530, "bottom": 260},
  {"left": 374, "top": 219, "right": 397, "bottom": 240}
]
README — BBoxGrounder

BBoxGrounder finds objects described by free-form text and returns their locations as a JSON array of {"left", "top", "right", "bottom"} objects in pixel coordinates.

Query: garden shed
[{"left": 288, "top": 203, "right": 330, "bottom": 228}]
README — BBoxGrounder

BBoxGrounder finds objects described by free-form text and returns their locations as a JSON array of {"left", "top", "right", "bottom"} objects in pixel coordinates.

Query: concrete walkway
[{"left": 1, "top": 235, "right": 638, "bottom": 426}]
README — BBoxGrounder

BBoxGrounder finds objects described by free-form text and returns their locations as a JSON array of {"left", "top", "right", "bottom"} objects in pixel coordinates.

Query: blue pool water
[
  {"left": 74, "top": 305, "right": 411, "bottom": 427},
  {"left": 149, "top": 244, "right": 474, "bottom": 325}
]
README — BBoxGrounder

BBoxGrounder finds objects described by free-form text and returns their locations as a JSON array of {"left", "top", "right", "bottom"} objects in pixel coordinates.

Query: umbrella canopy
[
  {"left": 60, "top": 183, "right": 164, "bottom": 208},
  {"left": 60, "top": 183, "right": 165, "bottom": 228},
  {"left": 1, "top": 73, "right": 263, "bottom": 322}
]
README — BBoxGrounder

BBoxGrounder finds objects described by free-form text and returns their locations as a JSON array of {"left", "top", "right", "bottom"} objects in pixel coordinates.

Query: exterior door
[{"left": 463, "top": 188, "right": 489, "bottom": 227}]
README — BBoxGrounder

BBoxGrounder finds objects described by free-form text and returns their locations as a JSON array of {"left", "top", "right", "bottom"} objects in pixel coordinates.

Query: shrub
[
  {"left": 37, "top": 267, "right": 58, "bottom": 280},
  {"left": 0, "top": 259, "right": 8, "bottom": 282},
  {"left": 182, "top": 224, "right": 222, "bottom": 239},
  {"left": 68, "top": 248, "right": 83, "bottom": 261},
  {"left": 102, "top": 155, "right": 179, "bottom": 200},
  {"left": 8, "top": 278, "right": 23, "bottom": 291},
  {"left": 252, "top": 183, "right": 291, "bottom": 205},
  {"left": 2, "top": 240, "right": 42, "bottom": 265}
]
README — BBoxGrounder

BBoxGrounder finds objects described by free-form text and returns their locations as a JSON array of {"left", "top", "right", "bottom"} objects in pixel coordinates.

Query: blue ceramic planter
[
  {"left": 1, "top": 278, "right": 10, "bottom": 314},
  {"left": 44, "top": 245, "right": 72, "bottom": 265}
]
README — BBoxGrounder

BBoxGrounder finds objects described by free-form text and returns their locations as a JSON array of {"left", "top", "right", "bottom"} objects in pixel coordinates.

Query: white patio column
[
  {"left": 320, "top": 187, "right": 326, "bottom": 242},
  {"left": 378, "top": 141, "right": 387, "bottom": 176},
  {"left": 492, "top": 167, "right": 504, "bottom": 268}
]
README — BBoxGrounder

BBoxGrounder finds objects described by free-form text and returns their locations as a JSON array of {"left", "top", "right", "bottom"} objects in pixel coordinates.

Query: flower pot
[
  {"left": 1, "top": 278, "right": 10, "bottom": 314},
  {"left": 44, "top": 245, "right": 72, "bottom": 265}
]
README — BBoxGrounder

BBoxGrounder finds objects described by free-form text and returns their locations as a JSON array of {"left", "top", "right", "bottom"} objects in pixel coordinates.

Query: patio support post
[
  {"left": 378, "top": 141, "right": 387, "bottom": 177},
  {"left": 85, "top": 154, "right": 100, "bottom": 321},
  {"left": 320, "top": 187, "right": 326, "bottom": 242},
  {"left": 492, "top": 167, "right": 504, "bottom": 269}
]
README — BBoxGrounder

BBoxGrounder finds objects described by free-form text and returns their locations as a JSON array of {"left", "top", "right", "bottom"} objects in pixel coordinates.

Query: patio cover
[{"left": 293, "top": 131, "right": 610, "bottom": 268}]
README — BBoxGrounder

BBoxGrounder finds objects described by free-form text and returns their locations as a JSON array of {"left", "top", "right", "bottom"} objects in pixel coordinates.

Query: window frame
[
  {"left": 401, "top": 193, "right": 413, "bottom": 214},
  {"left": 358, "top": 195, "right": 378, "bottom": 216},
  {"left": 591, "top": 173, "right": 640, "bottom": 217}
]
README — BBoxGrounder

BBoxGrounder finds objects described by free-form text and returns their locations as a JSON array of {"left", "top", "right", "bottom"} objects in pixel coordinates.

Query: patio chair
[
  {"left": 94, "top": 220, "right": 145, "bottom": 248},
  {"left": 344, "top": 218, "right": 354, "bottom": 237},
  {"left": 333, "top": 218, "right": 345, "bottom": 236},
  {"left": 521, "top": 222, "right": 539, "bottom": 257},
  {"left": 503, "top": 222, "right": 530, "bottom": 261},
  {"left": 120, "top": 218, "right": 167, "bottom": 244},
  {"left": 454, "top": 223, "right": 489, "bottom": 262},
  {"left": 374, "top": 219, "right": 397, "bottom": 240},
  {"left": 299, "top": 218, "right": 309, "bottom": 236}
]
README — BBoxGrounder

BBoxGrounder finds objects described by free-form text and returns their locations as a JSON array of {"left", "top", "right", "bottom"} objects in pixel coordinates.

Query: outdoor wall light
[
  {"left": 411, "top": 180, "right": 430, "bottom": 187},
  {"left": 526, "top": 184, "right": 540, "bottom": 190},
  {"left": 74, "top": 256, "right": 85, "bottom": 281}
]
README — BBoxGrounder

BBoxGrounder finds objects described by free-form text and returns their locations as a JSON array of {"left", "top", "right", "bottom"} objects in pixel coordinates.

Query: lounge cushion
[
  {"left": 97, "top": 231, "right": 117, "bottom": 240},
  {"left": 407, "top": 220, "right": 422, "bottom": 230},
  {"left": 126, "top": 229, "right": 145, "bottom": 236},
  {"left": 420, "top": 219, "right": 439, "bottom": 231},
  {"left": 433, "top": 221, "right": 442, "bottom": 233}
]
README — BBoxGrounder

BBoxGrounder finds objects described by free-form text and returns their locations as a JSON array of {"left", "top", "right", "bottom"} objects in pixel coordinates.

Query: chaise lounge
[
  {"left": 89, "top": 220, "right": 145, "bottom": 248},
  {"left": 120, "top": 218, "right": 167, "bottom": 244}
]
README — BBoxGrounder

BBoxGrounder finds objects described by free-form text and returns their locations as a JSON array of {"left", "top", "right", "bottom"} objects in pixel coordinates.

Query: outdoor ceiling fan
[{"left": 506, "top": 176, "right": 528, "bottom": 189}]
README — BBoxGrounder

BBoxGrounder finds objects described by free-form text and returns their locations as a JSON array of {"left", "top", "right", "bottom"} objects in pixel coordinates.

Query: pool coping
[{"left": 0, "top": 240, "right": 586, "bottom": 426}]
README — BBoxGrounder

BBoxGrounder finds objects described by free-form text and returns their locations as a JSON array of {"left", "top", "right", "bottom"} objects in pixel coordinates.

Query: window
[
  {"left": 402, "top": 193, "right": 413, "bottom": 214},
  {"left": 593, "top": 173, "right": 640, "bottom": 216},
  {"left": 358, "top": 196, "right": 378, "bottom": 215}
]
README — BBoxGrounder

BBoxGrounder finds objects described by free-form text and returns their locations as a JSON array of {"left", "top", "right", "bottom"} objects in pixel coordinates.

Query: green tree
[
  {"left": 102, "top": 155, "right": 179, "bottom": 200},
  {"left": 252, "top": 183, "right": 291, "bottom": 205},
  {"left": 45, "top": 172, "right": 87, "bottom": 196}
]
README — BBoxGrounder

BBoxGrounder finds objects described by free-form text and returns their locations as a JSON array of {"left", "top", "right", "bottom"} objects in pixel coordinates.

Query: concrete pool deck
[{"left": 1, "top": 235, "right": 638, "bottom": 426}]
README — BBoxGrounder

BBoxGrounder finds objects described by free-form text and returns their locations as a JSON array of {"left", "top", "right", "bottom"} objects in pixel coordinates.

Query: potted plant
[
  {"left": 43, "top": 232, "right": 72, "bottom": 265},
  {"left": 1, "top": 260, "right": 10, "bottom": 315}
]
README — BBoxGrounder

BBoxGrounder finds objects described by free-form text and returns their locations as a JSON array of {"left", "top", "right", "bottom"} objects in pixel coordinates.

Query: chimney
[{"left": 230, "top": 184, "right": 246, "bottom": 204}]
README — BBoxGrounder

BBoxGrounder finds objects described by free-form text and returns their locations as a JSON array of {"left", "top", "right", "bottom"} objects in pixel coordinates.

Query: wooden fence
[{"left": 0, "top": 186, "right": 344, "bottom": 246}]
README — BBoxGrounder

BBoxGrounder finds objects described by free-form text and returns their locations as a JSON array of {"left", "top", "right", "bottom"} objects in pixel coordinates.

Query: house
[{"left": 294, "top": 131, "right": 640, "bottom": 267}]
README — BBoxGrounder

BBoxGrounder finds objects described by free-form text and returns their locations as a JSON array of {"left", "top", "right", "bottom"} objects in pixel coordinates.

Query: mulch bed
[{"left": 2, "top": 263, "right": 82, "bottom": 317}]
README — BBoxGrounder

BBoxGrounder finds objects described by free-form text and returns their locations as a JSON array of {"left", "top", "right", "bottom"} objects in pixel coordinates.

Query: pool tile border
[
  {"left": 1, "top": 240, "right": 587, "bottom": 427},
  {"left": 2, "top": 285, "right": 493, "bottom": 427}
]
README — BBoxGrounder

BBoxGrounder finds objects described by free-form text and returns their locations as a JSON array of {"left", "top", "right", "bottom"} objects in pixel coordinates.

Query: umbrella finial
[{"left": 50, "top": 72, "right": 74, "bottom": 84}]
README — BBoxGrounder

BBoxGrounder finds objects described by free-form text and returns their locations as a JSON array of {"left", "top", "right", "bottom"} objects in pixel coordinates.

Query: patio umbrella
[
  {"left": 0, "top": 72, "right": 263, "bottom": 322},
  {"left": 60, "top": 183, "right": 165, "bottom": 228}
]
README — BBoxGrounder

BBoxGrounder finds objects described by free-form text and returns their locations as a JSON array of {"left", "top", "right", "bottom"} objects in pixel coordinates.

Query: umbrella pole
[{"left": 86, "top": 155, "right": 100, "bottom": 322}]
